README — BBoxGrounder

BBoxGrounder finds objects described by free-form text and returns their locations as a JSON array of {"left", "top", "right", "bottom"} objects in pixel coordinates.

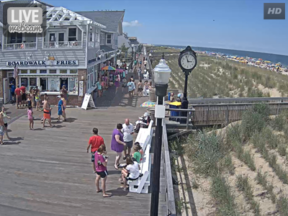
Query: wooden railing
[
  {"left": 43, "top": 41, "right": 82, "bottom": 49},
  {"left": 3, "top": 42, "right": 37, "bottom": 50},
  {"left": 160, "top": 120, "right": 176, "bottom": 216}
]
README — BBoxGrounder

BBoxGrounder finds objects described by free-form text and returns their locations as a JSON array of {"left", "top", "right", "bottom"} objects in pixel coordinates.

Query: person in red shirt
[
  {"left": 87, "top": 128, "right": 105, "bottom": 173},
  {"left": 14, "top": 87, "right": 22, "bottom": 109},
  {"left": 20, "top": 85, "right": 27, "bottom": 107}
]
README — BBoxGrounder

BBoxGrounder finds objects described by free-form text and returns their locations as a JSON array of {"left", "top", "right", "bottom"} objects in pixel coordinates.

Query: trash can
[{"left": 169, "top": 102, "right": 181, "bottom": 121}]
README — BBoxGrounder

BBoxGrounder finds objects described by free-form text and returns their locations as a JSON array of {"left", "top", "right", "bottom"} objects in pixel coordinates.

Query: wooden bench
[{"left": 128, "top": 121, "right": 153, "bottom": 193}]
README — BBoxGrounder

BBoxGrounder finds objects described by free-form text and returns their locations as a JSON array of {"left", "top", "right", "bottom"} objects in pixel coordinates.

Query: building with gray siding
[{"left": 0, "top": 1, "right": 124, "bottom": 106}]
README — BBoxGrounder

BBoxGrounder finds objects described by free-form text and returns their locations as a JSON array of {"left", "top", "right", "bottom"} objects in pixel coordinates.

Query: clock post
[{"left": 178, "top": 46, "right": 197, "bottom": 123}]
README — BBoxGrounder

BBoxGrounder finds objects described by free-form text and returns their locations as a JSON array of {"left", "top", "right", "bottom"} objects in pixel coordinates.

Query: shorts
[
  {"left": 124, "top": 141, "right": 133, "bottom": 149},
  {"left": 4, "top": 123, "right": 8, "bottom": 128},
  {"left": 43, "top": 109, "right": 51, "bottom": 119},
  {"left": 58, "top": 109, "right": 62, "bottom": 116},
  {"left": 96, "top": 170, "right": 108, "bottom": 178},
  {"left": 138, "top": 88, "right": 143, "bottom": 92},
  {"left": 17, "top": 95, "right": 22, "bottom": 103},
  {"left": 126, "top": 173, "right": 140, "bottom": 181},
  {"left": 22, "top": 94, "right": 26, "bottom": 101},
  {"left": 91, "top": 152, "right": 96, "bottom": 162},
  {"left": 11, "top": 92, "right": 15, "bottom": 96}
]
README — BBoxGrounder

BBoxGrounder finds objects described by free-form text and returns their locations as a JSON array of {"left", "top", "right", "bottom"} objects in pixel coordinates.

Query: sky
[{"left": 46, "top": 0, "right": 288, "bottom": 55}]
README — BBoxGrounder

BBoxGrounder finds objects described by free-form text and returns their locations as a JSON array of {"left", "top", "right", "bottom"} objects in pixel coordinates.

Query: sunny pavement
[{"left": 0, "top": 69, "right": 152, "bottom": 216}]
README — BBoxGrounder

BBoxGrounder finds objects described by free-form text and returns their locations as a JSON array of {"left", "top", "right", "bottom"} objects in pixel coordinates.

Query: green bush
[
  {"left": 241, "top": 110, "right": 266, "bottom": 140},
  {"left": 211, "top": 176, "right": 239, "bottom": 216},
  {"left": 186, "top": 131, "right": 225, "bottom": 176}
]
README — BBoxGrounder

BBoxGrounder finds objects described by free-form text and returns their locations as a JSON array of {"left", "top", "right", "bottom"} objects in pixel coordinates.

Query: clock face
[{"left": 180, "top": 53, "right": 196, "bottom": 70}]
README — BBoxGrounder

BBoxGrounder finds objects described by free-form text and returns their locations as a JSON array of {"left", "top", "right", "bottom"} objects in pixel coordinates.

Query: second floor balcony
[
  {"left": 43, "top": 41, "right": 83, "bottom": 49},
  {"left": 3, "top": 42, "right": 37, "bottom": 50}
]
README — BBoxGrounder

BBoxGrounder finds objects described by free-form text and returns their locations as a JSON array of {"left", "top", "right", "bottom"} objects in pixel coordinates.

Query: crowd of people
[{"left": 87, "top": 118, "right": 145, "bottom": 197}]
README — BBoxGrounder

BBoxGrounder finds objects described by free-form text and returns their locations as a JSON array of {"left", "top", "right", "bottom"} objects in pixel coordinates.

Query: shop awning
[{"left": 100, "top": 45, "right": 116, "bottom": 53}]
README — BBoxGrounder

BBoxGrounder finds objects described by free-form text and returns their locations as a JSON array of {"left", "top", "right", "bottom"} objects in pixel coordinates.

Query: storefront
[{"left": 3, "top": 59, "right": 85, "bottom": 106}]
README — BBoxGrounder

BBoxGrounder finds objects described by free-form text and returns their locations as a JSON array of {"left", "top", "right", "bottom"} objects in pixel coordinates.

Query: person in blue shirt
[
  {"left": 10, "top": 83, "right": 15, "bottom": 102},
  {"left": 127, "top": 78, "right": 135, "bottom": 98},
  {"left": 96, "top": 80, "right": 102, "bottom": 97}
]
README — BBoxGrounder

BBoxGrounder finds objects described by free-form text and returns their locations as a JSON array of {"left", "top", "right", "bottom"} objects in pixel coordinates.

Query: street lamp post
[{"left": 150, "top": 54, "right": 171, "bottom": 216}]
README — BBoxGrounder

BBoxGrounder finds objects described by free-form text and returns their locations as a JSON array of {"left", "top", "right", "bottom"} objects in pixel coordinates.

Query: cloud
[{"left": 123, "top": 20, "right": 141, "bottom": 27}]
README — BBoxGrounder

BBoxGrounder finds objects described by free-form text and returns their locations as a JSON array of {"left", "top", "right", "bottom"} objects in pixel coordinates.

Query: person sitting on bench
[{"left": 121, "top": 156, "right": 141, "bottom": 191}]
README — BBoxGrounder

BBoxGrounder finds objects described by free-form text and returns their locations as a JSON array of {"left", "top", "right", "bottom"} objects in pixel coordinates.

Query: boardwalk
[{"left": 0, "top": 70, "right": 152, "bottom": 215}]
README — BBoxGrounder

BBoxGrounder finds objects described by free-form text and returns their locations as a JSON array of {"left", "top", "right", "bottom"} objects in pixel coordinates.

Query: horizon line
[{"left": 152, "top": 44, "right": 288, "bottom": 57}]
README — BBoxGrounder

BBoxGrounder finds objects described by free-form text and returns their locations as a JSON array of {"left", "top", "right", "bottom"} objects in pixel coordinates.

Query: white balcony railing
[
  {"left": 43, "top": 41, "right": 82, "bottom": 49},
  {"left": 3, "top": 42, "right": 37, "bottom": 50}
]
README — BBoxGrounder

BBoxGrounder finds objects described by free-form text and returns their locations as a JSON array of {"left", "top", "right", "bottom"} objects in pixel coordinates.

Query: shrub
[
  {"left": 241, "top": 110, "right": 266, "bottom": 140},
  {"left": 271, "top": 115, "right": 286, "bottom": 131},
  {"left": 236, "top": 175, "right": 260, "bottom": 216},
  {"left": 277, "top": 196, "right": 288, "bottom": 216},
  {"left": 252, "top": 103, "right": 270, "bottom": 120},
  {"left": 211, "top": 176, "right": 238, "bottom": 216},
  {"left": 186, "top": 131, "right": 225, "bottom": 176}
]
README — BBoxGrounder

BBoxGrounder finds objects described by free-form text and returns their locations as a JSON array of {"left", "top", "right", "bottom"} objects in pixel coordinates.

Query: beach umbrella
[
  {"left": 258, "top": 58, "right": 262, "bottom": 60},
  {"left": 140, "top": 101, "right": 156, "bottom": 108},
  {"left": 116, "top": 68, "right": 124, "bottom": 73},
  {"left": 101, "top": 66, "right": 116, "bottom": 71}
]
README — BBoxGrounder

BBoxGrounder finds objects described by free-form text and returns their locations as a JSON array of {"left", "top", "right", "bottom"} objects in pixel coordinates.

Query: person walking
[
  {"left": 10, "top": 82, "right": 15, "bottom": 103},
  {"left": 87, "top": 128, "right": 105, "bottom": 173},
  {"left": 27, "top": 106, "right": 34, "bottom": 130},
  {"left": 122, "top": 119, "right": 134, "bottom": 160},
  {"left": 144, "top": 59, "right": 147, "bottom": 68},
  {"left": 57, "top": 94, "right": 66, "bottom": 122},
  {"left": 20, "top": 85, "right": 26, "bottom": 107},
  {"left": 127, "top": 78, "right": 135, "bottom": 98},
  {"left": 111, "top": 123, "right": 126, "bottom": 170},
  {"left": 137, "top": 80, "right": 143, "bottom": 96},
  {"left": 43, "top": 95, "right": 53, "bottom": 128},
  {"left": 35, "top": 90, "right": 40, "bottom": 111},
  {"left": 1, "top": 106, "right": 11, "bottom": 140},
  {"left": 61, "top": 85, "right": 68, "bottom": 101},
  {"left": 94, "top": 144, "right": 110, "bottom": 197},
  {"left": 96, "top": 80, "right": 102, "bottom": 97},
  {"left": 15, "top": 87, "right": 21, "bottom": 109}
]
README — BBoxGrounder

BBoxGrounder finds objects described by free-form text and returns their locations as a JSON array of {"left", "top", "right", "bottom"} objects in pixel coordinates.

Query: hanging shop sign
[{"left": 6, "top": 60, "right": 79, "bottom": 67}]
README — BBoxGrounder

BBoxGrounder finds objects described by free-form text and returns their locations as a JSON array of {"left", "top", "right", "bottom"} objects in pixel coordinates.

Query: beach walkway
[{"left": 0, "top": 70, "right": 153, "bottom": 215}]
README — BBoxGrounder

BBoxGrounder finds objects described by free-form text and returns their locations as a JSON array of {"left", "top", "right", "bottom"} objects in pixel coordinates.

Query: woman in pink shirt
[
  {"left": 95, "top": 145, "right": 110, "bottom": 197},
  {"left": 27, "top": 106, "right": 34, "bottom": 130}
]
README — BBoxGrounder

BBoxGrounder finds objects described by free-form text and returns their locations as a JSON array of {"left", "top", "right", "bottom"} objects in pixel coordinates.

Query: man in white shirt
[{"left": 122, "top": 119, "right": 134, "bottom": 160}]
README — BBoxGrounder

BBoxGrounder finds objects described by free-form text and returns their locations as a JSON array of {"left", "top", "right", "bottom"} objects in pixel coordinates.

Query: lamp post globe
[
  {"left": 150, "top": 54, "right": 171, "bottom": 216},
  {"left": 153, "top": 56, "right": 171, "bottom": 97}
]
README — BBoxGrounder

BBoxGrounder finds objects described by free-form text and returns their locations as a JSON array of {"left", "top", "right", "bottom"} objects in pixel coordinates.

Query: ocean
[{"left": 156, "top": 45, "right": 288, "bottom": 67}]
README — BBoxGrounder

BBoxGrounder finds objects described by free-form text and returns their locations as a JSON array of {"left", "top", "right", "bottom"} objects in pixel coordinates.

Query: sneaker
[{"left": 123, "top": 156, "right": 127, "bottom": 160}]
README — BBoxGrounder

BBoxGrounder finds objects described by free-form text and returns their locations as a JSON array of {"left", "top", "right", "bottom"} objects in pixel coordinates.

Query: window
[
  {"left": 21, "top": 78, "right": 28, "bottom": 87},
  {"left": 49, "top": 33, "right": 56, "bottom": 42},
  {"left": 8, "top": 32, "right": 22, "bottom": 43},
  {"left": 30, "top": 70, "right": 37, "bottom": 74},
  {"left": 58, "top": 33, "right": 64, "bottom": 42},
  {"left": 60, "top": 78, "right": 68, "bottom": 90},
  {"left": 40, "top": 78, "right": 48, "bottom": 91},
  {"left": 70, "top": 69, "right": 77, "bottom": 74},
  {"left": 49, "top": 70, "right": 57, "bottom": 74},
  {"left": 20, "top": 70, "right": 28, "bottom": 74},
  {"left": 68, "top": 78, "right": 76, "bottom": 92},
  {"left": 60, "top": 70, "right": 67, "bottom": 74},
  {"left": 40, "top": 70, "right": 47, "bottom": 74},
  {"left": 29, "top": 78, "right": 37, "bottom": 87},
  {"left": 89, "top": 32, "right": 93, "bottom": 42},
  {"left": 106, "top": 34, "right": 112, "bottom": 44},
  {"left": 68, "top": 28, "right": 77, "bottom": 41}
]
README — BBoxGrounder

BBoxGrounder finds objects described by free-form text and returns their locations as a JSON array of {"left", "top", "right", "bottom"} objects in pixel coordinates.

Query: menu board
[{"left": 48, "top": 77, "right": 60, "bottom": 92}]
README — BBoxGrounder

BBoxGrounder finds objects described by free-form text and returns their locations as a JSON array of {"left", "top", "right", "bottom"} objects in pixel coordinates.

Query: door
[
  {"left": 3, "top": 78, "right": 9, "bottom": 104},
  {"left": 58, "top": 33, "right": 64, "bottom": 47}
]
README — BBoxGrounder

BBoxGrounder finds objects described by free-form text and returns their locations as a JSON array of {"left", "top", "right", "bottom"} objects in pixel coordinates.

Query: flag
[{"left": 13, "top": 66, "right": 18, "bottom": 78}]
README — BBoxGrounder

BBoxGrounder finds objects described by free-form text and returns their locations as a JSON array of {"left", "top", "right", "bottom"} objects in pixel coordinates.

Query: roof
[
  {"left": 130, "top": 41, "right": 140, "bottom": 45},
  {"left": 129, "top": 37, "right": 137, "bottom": 40},
  {"left": 46, "top": 7, "right": 106, "bottom": 28},
  {"left": 100, "top": 45, "right": 116, "bottom": 53},
  {"left": 1, "top": 0, "right": 53, "bottom": 7},
  {"left": 76, "top": 11, "right": 125, "bottom": 32}
]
